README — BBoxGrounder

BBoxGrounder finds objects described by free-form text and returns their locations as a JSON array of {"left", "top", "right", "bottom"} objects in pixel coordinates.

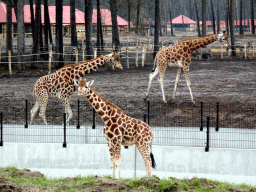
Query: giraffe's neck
[
  {"left": 57, "top": 54, "right": 110, "bottom": 80},
  {"left": 85, "top": 87, "right": 122, "bottom": 123},
  {"left": 181, "top": 34, "right": 219, "bottom": 53}
]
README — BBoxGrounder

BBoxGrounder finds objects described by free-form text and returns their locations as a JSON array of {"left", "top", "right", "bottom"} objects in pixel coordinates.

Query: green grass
[{"left": 0, "top": 167, "right": 255, "bottom": 192}]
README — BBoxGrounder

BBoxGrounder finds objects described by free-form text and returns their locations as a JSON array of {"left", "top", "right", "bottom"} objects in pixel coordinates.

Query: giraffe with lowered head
[
  {"left": 31, "top": 51, "right": 123, "bottom": 125},
  {"left": 76, "top": 78, "right": 156, "bottom": 178},
  {"left": 144, "top": 32, "right": 231, "bottom": 103}
]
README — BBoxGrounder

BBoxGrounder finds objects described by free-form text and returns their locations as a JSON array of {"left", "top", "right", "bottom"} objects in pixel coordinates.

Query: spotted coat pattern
[
  {"left": 144, "top": 32, "right": 231, "bottom": 103},
  {"left": 77, "top": 79, "right": 155, "bottom": 178},
  {"left": 30, "top": 52, "right": 123, "bottom": 125}
]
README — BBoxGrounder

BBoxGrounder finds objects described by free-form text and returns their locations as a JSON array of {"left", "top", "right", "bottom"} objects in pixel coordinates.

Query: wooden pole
[
  {"left": 221, "top": 44, "right": 223, "bottom": 59},
  {"left": 48, "top": 44, "right": 52, "bottom": 74},
  {"left": 94, "top": 48, "right": 97, "bottom": 58},
  {"left": 135, "top": 38, "right": 139, "bottom": 67},
  {"left": 8, "top": 50, "right": 12, "bottom": 75},
  {"left": 244, "top": 43, "right": 247, "bottom": 59},
  {"left": 126, "top": 38, "right": 129, "bottom": 69},
  {"left": 142, "top": 45, "right": 146, "bottom": 67},
  {"left": 75, "top": 48, "right": 78, "bottom": 63}
]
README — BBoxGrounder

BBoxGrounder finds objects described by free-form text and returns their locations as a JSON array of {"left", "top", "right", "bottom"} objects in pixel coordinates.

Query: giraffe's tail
[{"left": 150, "top": 145, "right": 156, "bottom": 169}]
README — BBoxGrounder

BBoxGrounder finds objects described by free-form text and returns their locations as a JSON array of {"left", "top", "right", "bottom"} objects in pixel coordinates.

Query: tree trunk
[
  {"left": 229, "top": 0, "right": 236, "bottom": 56},
  {"left": 44, "top": 0, "right": 49, "bottom": 57},
  {"left": 6, "top": 0, "right": 12, "bottom": 54},
  {"left": 85, "top": 0, "right": 93, "bottom": 59},
  {"left": 154, "top": 0, "right": 160, "bottom": 58},
  {"left": 210, "top": 0, "right": 216, "bottom": 34},
  {"left": 17, "top": 0, "right": 25, "bottom": 71},
  {"left": 109, "top": 0, "right": 120, "bottom": 50},
  {"left": 32, "top": 0, "right": 41, "bottom": 63},
  {"left": 29, "top": 0, "right": 35, "bottom": 40},
  {"left": 226, "top": 0, "right": 229, "bottom": 35},
  {"left": 195, "top": 0, "right": 201, "bottom": 37},
  {"left": 136, "top": 0, "right": 141, "bottom": 34},
  {"left": 217, "top": 0, "right": 220, "bottom": 33},
  {"left": 251, "top": 0, "right": 255, "bottom": 34},
  {"left": 127, "top": 0, "right": 131, "bottom": 31},
  {"left": 56, "top": 0, "right": 64, "bottom": 68},
  {"left": 239, "top": 0, "right": 243, "bottom": 35},
  {"left": 170, "top": 1, "right": 174, "bottom": 36},
  {"left": 70, "top": 0, "right": 77, "bottom": 61},
  {"left": 202, "top": 0, "right": 206, "bottom": 36},
  {"left": 96, "top": 0, "right": 104, "bottom": 55}
]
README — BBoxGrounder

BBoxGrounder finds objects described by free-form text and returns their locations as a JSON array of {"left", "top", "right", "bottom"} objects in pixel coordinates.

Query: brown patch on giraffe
[
  {"left": 98, "top": 110, "right": 104, "bottom": 116},
  {"left": 102, "top": 116, "right": 110, "bottom": 122}
]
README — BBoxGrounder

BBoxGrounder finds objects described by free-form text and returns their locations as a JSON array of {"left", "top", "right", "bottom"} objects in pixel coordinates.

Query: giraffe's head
[
  {"left": 217, "top": 31, "right": 231, "bottom": 50},
  {"left": 108, "top": 51, "right": 123, "bottom": 70},
  {"left": 75, "top": 78, "right": 94, "bottom": 96}
]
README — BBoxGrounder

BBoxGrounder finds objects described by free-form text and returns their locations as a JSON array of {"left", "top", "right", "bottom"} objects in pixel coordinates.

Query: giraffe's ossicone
[
  {"left": 76, "top": 78, "right": 156, "bottom": 178},
  {"left": 30, "top": 51, "right": 123, "bottom": 125},
  {"left": 144, "top": 32, "right": 231, "bottom": 103}
]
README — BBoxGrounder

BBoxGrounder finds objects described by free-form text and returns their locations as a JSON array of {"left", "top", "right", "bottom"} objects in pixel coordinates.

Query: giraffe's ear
[{"left": 86, "top": 80, "right": 94, "bottom": 87}]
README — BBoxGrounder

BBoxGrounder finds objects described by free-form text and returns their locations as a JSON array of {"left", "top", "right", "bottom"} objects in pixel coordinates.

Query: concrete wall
[{"left": 0, "top": 143, "right": 256, "bottom": 177}]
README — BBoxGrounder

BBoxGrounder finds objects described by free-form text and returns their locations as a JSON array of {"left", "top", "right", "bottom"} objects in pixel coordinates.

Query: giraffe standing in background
[
  {"left": 76, "top": 78, "right": 156, "bottom": 178},
  {"left": 144, "top": 32, "right": 231, "bottom": 103},
  {"left": 30, "top": 51, "right": 123, "bottom": 125}
]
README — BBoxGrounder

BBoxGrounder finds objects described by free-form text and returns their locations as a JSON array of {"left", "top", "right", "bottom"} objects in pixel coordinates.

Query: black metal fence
[{"left": 0, "top": 98, "right": 255, "bottom": 150}]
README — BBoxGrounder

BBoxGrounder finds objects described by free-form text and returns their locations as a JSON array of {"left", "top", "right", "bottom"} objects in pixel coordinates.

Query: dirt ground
[
  {"left": 0, "top": 167, "right": 255, "bottom": 191},
  {"left": 0, "top": 57, "right": 255, "bottom": 128}
]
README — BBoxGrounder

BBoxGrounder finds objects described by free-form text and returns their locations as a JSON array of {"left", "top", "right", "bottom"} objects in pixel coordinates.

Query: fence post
[
  {"left": 94, "top": 48, "right": 97, "bottom": 59},
  {"left": 221, "top": 45, "right": 223, "bottom": 60},
  {"left": 205, "top": 116, "right": 210, "bottom": 152},
  {"left": 0, "top": 112, "right": 3, "bottom": 146},
  {"left": 200, "top": 102, "right": 203, "bottom": 131},
  {"left": 92, "top": 108, "right": 96, "bottom": 129},
  {"left": 126, "top": 38, "right": 129, "bottom": 69},
  {"left": 244, "top": 43, "right": 247, "bottom": 59},
  {"left": 24, "top": 99, "right": 28, "bottom": 128},
  {"left": 77, "top": 99, "right": 80, "bottom": 129},
  {"left": 63, "top": 113, "right": 67, "bottom": 148},
  {"left": 8, "top": 50, "right": 12, "bottom": 75},
  {"left": 48, "top": 44, "right": 52, "bottom": 75},
  {"left": 147, "top": 101, "right": 150, "bottom": 125},
  {"left": 142, "top": 45, "right": 146, "bottom": 67},
  {"left": 143, "top": 114, "right": 147, "bottom": 123},
  {"left": 75, "top": 47, "right": 78, "bottom": 63},
  {"left": 135, "top": 38, "right": 139, "bottom": 67},
  {"left": 216, "top": 102, "right": 219, "bottom": 132}
]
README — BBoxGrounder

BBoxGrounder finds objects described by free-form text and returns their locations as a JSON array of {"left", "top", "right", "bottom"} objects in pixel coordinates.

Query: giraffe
[
  {"left": 144, "top": 32, "right": 231, "bottom": 103},
  {"left": 30, "top": 51, "right": 123, "bottom": 125},
  {"left": 76, "top": 78, "right": 156, "bottom": 178}
]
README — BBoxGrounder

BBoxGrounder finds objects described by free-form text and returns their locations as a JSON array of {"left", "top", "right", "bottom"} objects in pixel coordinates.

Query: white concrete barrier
[{"left": 1, "top": 143, "right": 256, "bottom": 181}]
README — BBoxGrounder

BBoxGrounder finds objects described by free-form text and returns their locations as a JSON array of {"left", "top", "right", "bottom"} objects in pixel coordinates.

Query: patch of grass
[{"left": 159, "top": 179, "right": 178, "bottom": 192}]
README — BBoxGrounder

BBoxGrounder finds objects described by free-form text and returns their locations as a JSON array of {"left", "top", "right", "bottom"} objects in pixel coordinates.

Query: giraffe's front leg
[
  {"left": 158, "top": 76, "right": 167, "bottom": 103},
  {"left": 60, "top": 96, "right": 73, "bottom": 125},
  {"left": 183, "top": 68, "right": 195, "bottom": 103},
  {"left": 144, "top": 67, "right": 159, "bottom": 101},
  {"left": 172, "top": 68, "right": 182, "bottom": 100}
]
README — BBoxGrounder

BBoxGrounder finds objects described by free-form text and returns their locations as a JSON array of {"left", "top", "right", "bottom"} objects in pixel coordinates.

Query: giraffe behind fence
[
  {"left": 30, "top": 51, "right": 123, "bottom": 125},
  {"left": 76, "top": 78, "right": 156, "bottom": 178},
  {"left": 144, "top": 32, "right": 231, "bottom": 103}
]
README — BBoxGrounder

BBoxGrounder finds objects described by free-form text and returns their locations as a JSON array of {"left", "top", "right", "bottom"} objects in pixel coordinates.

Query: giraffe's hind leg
[
  {"left": 136, "top": 144, "right": 152, "bottom": 177},
  {"left": 60, "top": 97, "right": 73, "bottom": 125},
  {"left": 30, "top": 101, "right": 40, "bottom": 124},
  {"left": 144, "top": 67, "right": 159, "bottom": 101},
  {"left": 38, "top": 98, "right": 48, "bottom": 125},
  {"left": 172, "top": 68, "right": 182, "bottom": 99}
]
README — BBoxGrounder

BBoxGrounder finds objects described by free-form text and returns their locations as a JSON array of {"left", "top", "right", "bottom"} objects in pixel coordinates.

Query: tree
[
  {"left": 251, "top": 0, "right": 255, "bottom": 34},
  {"left": 202, "top": 0, "right": 206, "bottom": 36},
  {"left": 239, "top": 0, "right": 243, "bottom": 35},
  {"left": 229, "top": 0, "right": 236, "bottom": 56},
  {"left": 170, "top": 0, "right": 174, "bottom": 36},
  {"left": 135, "top": 0, "right": 141, "bottom": 34},
  {"left": 44, "top": 0, "right": 51, "bottom": 56},
  {"left": 70, "top": 0, "right": 77, "bottom": 61},
  {"left": 195, "top": 0, "right": 201, "bottom": 37},
  {"left": 109, "top": 0, "right": 120, "bottom": 50},
  {"left": 56, "top": 0, "right": 64, "bottom": 68},
  {"left": 17, "top": 0, "right": 25, "bottom": 71},
  {"left": 154, "top": 0, "right": 160, "bottom": 58},
  {"left": 216, "top": 0, "right": 220, "bottom": 33},
  {"left": 29, "top": 0, "right": 35, "bottom": 40},
  {"left": 85, "top": 0, "right": 93, "bottom": 60},
  {"left": 32, "top": 0, "right": 41, "bottom": 63},
  {"left": 226, "top": 0, "right": 229, "bottom": 35},
  {"left": 6, "top": 0, "right": 12, "bottom": 53},
  {"left": 127, "top": 0, "right": 131, "bottom": 31},
  {"left": 96, "top": 0, "right": 104, "bottom": 55},
  {"left": 210, "top": 0, "right": 216, "bottom": 34}
]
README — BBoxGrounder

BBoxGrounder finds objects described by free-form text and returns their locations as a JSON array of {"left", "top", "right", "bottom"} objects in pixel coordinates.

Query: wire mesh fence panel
[{"left": 0, "top": 98, "right": 255, "bottom": 148}]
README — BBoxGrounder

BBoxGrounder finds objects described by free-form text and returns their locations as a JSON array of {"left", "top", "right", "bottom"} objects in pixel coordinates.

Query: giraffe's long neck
[
  {"left": 85, "top": 87, "right": 122, "bottom": 123},
  {"left": 57, "top": 54, "right": 110, "bottom": 81},
  {"left": 184, "top": 34, "right": 219, "bottom": 53}
]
